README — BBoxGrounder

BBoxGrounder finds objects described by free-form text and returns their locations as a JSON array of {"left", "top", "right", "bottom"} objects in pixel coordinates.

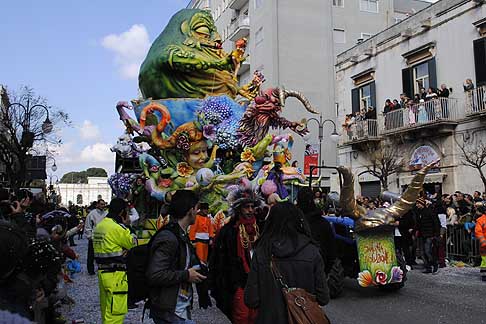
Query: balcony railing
[
  {"left": 341, "top": 119, "right": 379, "bottom": 145},
  {"left": 229, "top": 0, "right": 249, "bottom": 10},
  {"left": 382, "top": 97, "right": 461, "bottom": 133},
  {"left": 229, "top": 15, "right": 250, "bottom": 41},
  {"left": 465, "top": 86, "right": 486, "bottom": 116}
]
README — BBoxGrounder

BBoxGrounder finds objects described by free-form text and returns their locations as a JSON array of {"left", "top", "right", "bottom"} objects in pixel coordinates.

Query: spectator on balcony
[
  {"left": 438, "top": 84, "right": 450, "bottom": 98},
  {"left": 383, "top": 99, "right": 394, "bottom": 130},
  {"left": 413, "top": 94, "right": 421, "bottom": 104},
  {"left": 417, "top": 99, "right": 427, "bottom": 123},
  {"left": 393, "top": 99, "right": 401, "bottom": 109},
  {"left": 420, "top": 87, "right": 427, "bottom": 100},
  {"left": 408, "top": 101, "right": 417, "bottom": 125},
  {"left": 463, "top": 78, "right": 475, "bottom": 92},
  {"left": 399, "top": 93, "right": 409, "bottom": 107},
  {"left": 365, "top": 106, "right": 376, "bottom": 119},
  {"left": 425, "top": 87, "right": 438, "bottom": 101}
]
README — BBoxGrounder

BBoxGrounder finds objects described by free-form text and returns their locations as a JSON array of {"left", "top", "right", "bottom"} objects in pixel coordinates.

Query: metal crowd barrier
[{"left": 446, "top": 225, "right": 481, "bottom": 264}]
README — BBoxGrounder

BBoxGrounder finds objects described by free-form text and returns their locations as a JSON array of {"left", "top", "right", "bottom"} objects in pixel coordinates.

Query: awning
[{"left": 400, "top": 172, "right": 447, "bottom": 185}]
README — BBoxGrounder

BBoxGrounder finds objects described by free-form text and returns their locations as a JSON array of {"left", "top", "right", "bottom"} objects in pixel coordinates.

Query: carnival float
[{"left": 109, "top": 8, "right": 434, "bottom": 294}]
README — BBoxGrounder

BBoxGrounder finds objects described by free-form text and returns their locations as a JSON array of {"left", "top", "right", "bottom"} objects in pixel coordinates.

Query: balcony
[
  {"left": 229, "top": 15, "right": 250, "bottom": 41},
  {"left": 465, "top": 86, "right": 486, "bottom": 117},
  {"left": 381, "top": 98, "right": 461, "bottom": 138},
  {"left": 238, "top": 56, "right": 250, "bottom": 75},
  {"left": 340, "top": 119, "right": 381, "bottom": 149},
  {"left": 229, "top": 0, "right": 249, "bottom": 10}
]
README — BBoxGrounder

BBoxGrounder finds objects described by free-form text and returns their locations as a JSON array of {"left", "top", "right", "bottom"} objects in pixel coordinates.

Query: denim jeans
[
  {"left": 423, "top": 237, "right": 438, "bottom": 270},
  {"left": 150, "top": 312, "right": 195, "bottom": 324}
]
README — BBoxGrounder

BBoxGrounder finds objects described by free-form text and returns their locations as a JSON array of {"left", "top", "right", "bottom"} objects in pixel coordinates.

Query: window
[
  {"left": 333, "top": 29, "right": 346, "bottom": 44},
  {"left": 360, "top": 0, "right": 378, "bottom": 13},
  {"left": 361, "top": 33, "right": 373, "bottom": 40},
  {"left": 255, "top": 27, "right": 264, "bottom": 45},
  {"left": 402, "top": 58, "right": 436, "bottom": 98},
  {"left": 255, "top": 0, "right": 263, "bottom": 9},
  {"left": 474, "top": 38, "right": 486, "bottom": 86},
  {"left": 76, "top": 194, "right": 83, "bottom": 205},
  {"left": 333, "top": 0, "right": 344, "bottom": 7},
  {"left": 351, "top": 82, "right": 376, "bottom": 114},
  {"left": 413, "top": 62, "right": 429, "bottom": 94},
  {"left": 359, "top": 84, "right": 372, "bottom": 110}
]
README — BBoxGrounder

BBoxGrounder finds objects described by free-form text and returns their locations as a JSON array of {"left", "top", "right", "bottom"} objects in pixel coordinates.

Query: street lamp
[
  {"left": 305, "top": 114, "right": 340, "bottom": 177},
  {"left": 51, "top": 162, "right": 57, "bottom": 172},
  {"left": 6, "top": 99, "right": 53, "bottom": 148}
]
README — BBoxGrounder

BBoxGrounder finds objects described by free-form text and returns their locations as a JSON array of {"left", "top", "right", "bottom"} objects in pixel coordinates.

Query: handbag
[{"left": 271, "top": 258, "right": 330, "bottom": 324}]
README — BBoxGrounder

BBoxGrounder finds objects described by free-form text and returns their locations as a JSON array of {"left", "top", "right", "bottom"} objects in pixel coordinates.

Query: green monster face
[
  {"left": 139, "top": 9, "right": 238, "bottom": 100},
  {"left": 181, "top": 11, "right": 222, "bottom": 50}
]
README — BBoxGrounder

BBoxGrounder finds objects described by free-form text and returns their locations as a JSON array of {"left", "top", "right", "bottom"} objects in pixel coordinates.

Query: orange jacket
[
  {"left": 189, "top": 214, "right": 214, "bottom": 242},
  {"left": 475, "top": 214, "right": 486, "bottom": 249}
]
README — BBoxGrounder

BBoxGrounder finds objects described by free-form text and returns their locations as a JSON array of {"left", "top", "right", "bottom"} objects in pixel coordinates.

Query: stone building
[
  {"left": 58, "top": 177, "right": 112, "bottom": 206},
  {"left": 336, "top": 0, "right": 486, "bottom": 196}
]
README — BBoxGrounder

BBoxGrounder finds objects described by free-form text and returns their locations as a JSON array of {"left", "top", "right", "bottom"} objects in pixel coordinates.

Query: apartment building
[
  {"left": 187, "top": 0, "right": 432, "bottom": 189},
  {"left": 336, "top": 0, "right": 486, "bottom": 196}
]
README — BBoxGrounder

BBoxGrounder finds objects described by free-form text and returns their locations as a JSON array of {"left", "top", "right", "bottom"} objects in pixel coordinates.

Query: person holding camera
[{"left": 146, "top": 190, "right": 206, "bottom": 324}]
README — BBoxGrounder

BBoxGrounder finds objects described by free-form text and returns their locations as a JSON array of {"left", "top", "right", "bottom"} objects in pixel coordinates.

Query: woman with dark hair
[
  {"left": 296, "top": 187, "right": 336, "bottom": 274},
  {"left": 244, "top": 202, "right": 329, "bottom": 323}
]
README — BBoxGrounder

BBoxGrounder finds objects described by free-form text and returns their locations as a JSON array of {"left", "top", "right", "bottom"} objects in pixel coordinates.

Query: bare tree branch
[
  {"left": 457, "top": 136, "right": 486, "bottom": 192},
  {"left": 360, "top": 140, "right": 404, "bottom": 191}
]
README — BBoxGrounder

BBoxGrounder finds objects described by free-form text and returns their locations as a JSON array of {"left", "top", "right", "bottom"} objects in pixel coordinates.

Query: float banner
[
  {"left": 304, "top": 144, "right": 318, "bottom": 176},
  {"left": 356, "top": 232, "right": 403, "bottom": 287}
]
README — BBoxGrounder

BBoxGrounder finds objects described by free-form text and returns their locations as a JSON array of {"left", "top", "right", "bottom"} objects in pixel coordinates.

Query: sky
[
  {"left": 1, "top": 0, "right": 188, "bottom": 178},
  {"left": 1, "top": 0, "right": 438, "bottom": 179}
]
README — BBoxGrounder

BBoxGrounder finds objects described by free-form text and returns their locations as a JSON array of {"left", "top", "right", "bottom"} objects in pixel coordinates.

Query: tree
[
  {"left": 0, "top": 85, "right": 70, "bottom": 189},
  {"left": 60, "top": 168, "right": 108, "bottom": 183},
  {"left": 360, "top": 141, "right": 404, "bottom": 191},
  {"left": 457, "top": 137, "right": 486, "bottom": 192}
]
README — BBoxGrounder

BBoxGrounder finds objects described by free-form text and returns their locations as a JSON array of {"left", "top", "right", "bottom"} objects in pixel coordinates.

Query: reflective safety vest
[
  {"left": 476, "top": 214, "right": 486, "bottom": 252},
  {"left": 93, "top": 217, "right": 136, "bottom": 263}
]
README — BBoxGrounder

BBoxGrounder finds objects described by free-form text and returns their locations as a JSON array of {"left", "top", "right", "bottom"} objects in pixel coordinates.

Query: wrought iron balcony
[
  {"left": 340, "top": 119, "right": 381, "bottom": 147},
  {"left": 381, "top": 97, "right": 461, "bottom": 136},
  {"left": 228, "top": 15, "right": 250, "bottom": 42},
  {"left": 465, "top": 85, "right": 486, "bottom": 117}
]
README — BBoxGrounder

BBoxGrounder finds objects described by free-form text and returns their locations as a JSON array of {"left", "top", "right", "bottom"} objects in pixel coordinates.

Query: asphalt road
[{"left": 63, "top": 237, "right": 485, "bottom": 324}]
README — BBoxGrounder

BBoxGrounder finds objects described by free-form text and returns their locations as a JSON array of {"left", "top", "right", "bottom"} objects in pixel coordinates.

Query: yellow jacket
[{"left": 93, "top": 217, "right": 136, "bottom": 262}]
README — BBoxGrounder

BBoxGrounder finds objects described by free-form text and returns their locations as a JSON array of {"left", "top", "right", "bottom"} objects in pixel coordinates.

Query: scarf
[{"left": 236, "top": 216, "right": 259, "bottom": 273}]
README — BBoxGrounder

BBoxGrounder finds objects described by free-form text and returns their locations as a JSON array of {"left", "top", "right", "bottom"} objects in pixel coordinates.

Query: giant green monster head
[{"left": 139, "top": 9, "right": 238, "bottom": 100}]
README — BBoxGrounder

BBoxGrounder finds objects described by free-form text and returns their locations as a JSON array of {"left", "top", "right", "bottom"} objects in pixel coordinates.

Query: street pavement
[{"left": 62, "top": 237, "right": 485, "bottom": 324}]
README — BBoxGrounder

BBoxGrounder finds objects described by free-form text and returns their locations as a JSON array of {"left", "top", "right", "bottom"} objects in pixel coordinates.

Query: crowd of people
[
  {"left": 313, "top": 188, "right": 486, "bottom": 274},
  {"left": 342, "top": 79, "right": 481, "bottom": 139},
  {"left": 2, "top": 181, "right": 485, "bottom": 323},
  {"left": 0, "top": 189, "right": 88, "bottom": 323}
]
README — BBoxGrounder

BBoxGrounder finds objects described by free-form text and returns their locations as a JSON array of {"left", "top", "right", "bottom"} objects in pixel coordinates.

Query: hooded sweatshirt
[{"left": 244, "top": 233, "right": 329, "bottom": 324}]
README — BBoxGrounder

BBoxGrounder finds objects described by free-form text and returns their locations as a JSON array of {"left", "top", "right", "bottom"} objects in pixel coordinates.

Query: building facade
[
  {"left": 58, "top": 177, "right": 112, "bottom": 206},
  {"left": 187, "top": 0, "right": 432, "bottom": 189},
  {"left": 336, "top": 0, "right": 486, "bottom": 196}
]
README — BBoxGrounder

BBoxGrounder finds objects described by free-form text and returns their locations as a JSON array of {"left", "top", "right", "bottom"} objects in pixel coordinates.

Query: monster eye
[{"left": 195, "top": 26, "right": 210, "bottom": 37}]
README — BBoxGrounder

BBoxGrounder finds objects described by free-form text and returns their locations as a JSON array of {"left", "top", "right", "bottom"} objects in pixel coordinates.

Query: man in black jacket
[
  {"left": 416, "top": 197, "right": 441, "bottom": 273},
  {"left": 146, "top": 190, "right": 206, "bottom": 324}
]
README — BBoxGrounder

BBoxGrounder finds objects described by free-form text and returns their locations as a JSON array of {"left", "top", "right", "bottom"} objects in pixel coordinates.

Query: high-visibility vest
[
  {"left": 475, "top": 214, "right": 486, "bottom": 251},
  {"left": 93, "top": 217, "right": 136, "bottom": 262}
]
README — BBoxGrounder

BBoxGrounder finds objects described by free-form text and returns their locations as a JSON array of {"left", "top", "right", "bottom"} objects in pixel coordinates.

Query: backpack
[{"left": 127, "top": 222, "right": 186, "bottom": 304}]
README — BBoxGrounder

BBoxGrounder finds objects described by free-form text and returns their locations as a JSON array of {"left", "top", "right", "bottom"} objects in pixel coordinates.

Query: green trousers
[{"left": 98, "top": 270, "right": 128, "bottom": 324}]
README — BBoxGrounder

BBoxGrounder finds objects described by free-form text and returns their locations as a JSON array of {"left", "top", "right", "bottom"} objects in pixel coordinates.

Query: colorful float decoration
[{"left": 109, "top": 9, "right": 315, "bottom": 230}]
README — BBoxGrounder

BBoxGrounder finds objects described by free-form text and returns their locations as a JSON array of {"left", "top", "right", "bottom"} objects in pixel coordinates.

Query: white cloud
[
  {"left": 101, "top": 24, "right": 150, "bottom": 79},
  {"left": 80, "top": 143, "right": 114, "bottom": 163},
  {"left": 79, "top": 120, "right": 101, "bottom": 140}
]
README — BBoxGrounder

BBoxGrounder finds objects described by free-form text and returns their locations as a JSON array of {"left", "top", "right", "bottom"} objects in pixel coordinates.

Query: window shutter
[
  {"left": 352, "top": 88, "right": 360, "bottom": 113},
  {"left": 474, "top": 38, "right": 486, "bottom": 87},
  {"left": 370, "top": 81, "right": 376, "bottom": 109},
  {"left": 428, "top": 58, "right": 437, "bottom": 90},
  {"left": 402, "top": 68, "right": 413, "bottom": 98}
]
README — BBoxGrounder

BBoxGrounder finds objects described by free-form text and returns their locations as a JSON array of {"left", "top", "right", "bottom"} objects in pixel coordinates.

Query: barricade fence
[{"left": 446, "top": 224, "right": 481, "bottom": 264}]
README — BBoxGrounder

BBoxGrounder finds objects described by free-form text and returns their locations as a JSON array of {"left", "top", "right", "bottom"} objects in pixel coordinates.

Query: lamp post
[
  {"left": 305, "top": 115, "right": 340, "bottom": 177},
  {"left": 6, "top": 99, "right": 53, "bottom": 148}
]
